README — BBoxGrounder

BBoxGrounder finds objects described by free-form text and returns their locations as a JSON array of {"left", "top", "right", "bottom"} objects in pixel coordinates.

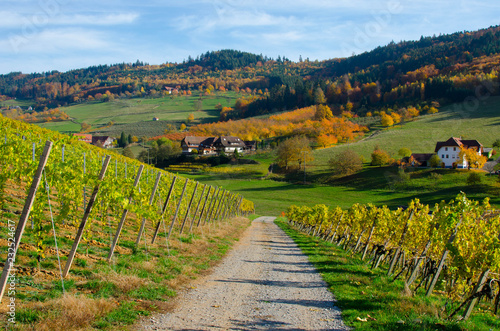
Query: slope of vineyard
[
  {"left": 285, "top": 194, "right": 500, "bottom": 328},
  {"left": 0, "top": 116, "right": 254, "bottom": 329}
]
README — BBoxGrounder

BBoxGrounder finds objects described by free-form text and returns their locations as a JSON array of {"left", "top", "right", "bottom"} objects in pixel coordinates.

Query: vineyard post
[
  {"left": 136, "top": 172, "right": 162, "bottom": 246},
  {"left": 353, "top": 229, "right": 366, "bottom": 252},
  {"left": 223, "top": 193, "right": 235, "bottom": 220},
  {"left": 361, "top": 219, "right": 377, "bottom": 260},
  {"left": 407, "top": 239, "right": 432, "bottom": 285},
  {"left": 32, "top": 142, "right": 35, "bottom": 162},
  {"left": 167, "top": 178, "right": 189, "bottom": 238},
  {"left": 179, "top": 182, "right": 199, "bottom": 234},
  {"left": 330, "top": 215, "right": 344, "bottom": 243},
  {"left": 0, "top": 141, "right": 53, "bottom": 302},
  {"left": 213, "top": 190, "right": 226, "bottom": 223},
  {"left": 197, "top": 186, "right": 212, "bottom": 227},
  {"left": 388, "top": 211, "right": 413, "bottom": 276},
  {"left": 63, "top": 155, "right": 111, "bottom": 278},
  {"left": 108, "top": 165, "right": 144, "bottom": 261},
  {"left": 223, "top": 194, "right": 235, "bottom": 220},
  {"left": 426, "top": 218, "right": 463, "bottom": 297},
  {"left": 203, "top": 188, "right": 220, "bottom": 225},
  {"left": 151, "top": 176, "right": 177, "bottom": 244},
  {"left": 323, "top": 219, "right": 336, "bottom": 240},
  {"left": 83, "top": 152, "right": 86, "bottom": 211},
  {"left": 236, "top": 196, "right": 243, "bottom": 216},
  {"left": 189, "top": 184, "right": 206, "bottom": 232},
  {"left": 463, "top": 269, "right": 490, "bottom": 320}
]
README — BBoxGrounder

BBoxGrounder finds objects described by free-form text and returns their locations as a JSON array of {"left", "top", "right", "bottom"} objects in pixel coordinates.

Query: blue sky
[{"left": 0, "top": 0, "right": 499, "bottom": 74}]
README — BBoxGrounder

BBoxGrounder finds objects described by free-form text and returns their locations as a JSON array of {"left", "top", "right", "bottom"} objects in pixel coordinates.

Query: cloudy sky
[{"left": 0, "top": 0, "right": 499, "bottom": 74}]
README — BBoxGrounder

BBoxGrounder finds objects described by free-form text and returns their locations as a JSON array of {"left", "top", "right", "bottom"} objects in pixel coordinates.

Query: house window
[
  {"left": 442, "top": 154, "right": 445, "bottom": 158},
  {"left": 445, "top": 147, "right": 448, "bottom": 151},
  {"left": 446, "top": 155, "right": 449, "bottom": 158},
  {"left": 453, "top": 147, "right": 456, "bottom": 151}
]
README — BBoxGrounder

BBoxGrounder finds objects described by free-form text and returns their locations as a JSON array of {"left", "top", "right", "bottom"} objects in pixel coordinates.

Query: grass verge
[
  {"left": 0, "top": 217, "right": 251, "bottom": 330},
  {"left": 275, "top": 218, "right": 500, "bottom": 331}
]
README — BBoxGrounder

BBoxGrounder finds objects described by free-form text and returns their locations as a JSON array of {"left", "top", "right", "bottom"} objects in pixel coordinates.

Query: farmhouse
[
  {"left": 214, "top": 136, "right": 246, "bottom": 154},
  {"left": 92, "top": 136, "right": 115, "bottom": 148},
  {"left": 435, "top": 137, "right": 483, "bottom": 168},
  {"left": 72, "top": 133, "right": 115, "bottom": 148},
  {"left": 73, "top": 133, "right": 92, "bottom": 144},
  {"left": 181, "top": 136, "right": 249, "bottom": 155},
  {"left": 408, "top": 153, "right": 435, "bottom": 167},
  {"left": 181, "top": 136, "right": 217, "bottom": 155}
]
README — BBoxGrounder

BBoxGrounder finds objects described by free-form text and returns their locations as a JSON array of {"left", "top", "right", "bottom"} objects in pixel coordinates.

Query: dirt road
[{"left": 140, "top": 216, "right": 349, "bottom": 330}]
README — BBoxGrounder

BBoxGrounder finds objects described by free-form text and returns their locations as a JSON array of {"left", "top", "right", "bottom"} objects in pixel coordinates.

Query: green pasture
[
  {"left": 188, "top": 166, "right": 500, "bottom": 216},
  {"left": 36, "top": 91, "right": 238, "bottom": 136},
  {"left": 313, "top": 96, "right": 500, "bottom": 168}
]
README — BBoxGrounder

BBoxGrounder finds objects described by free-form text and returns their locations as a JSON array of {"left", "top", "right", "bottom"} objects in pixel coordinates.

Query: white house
[
  {"left": 214, "top": 136, "right": 246, "bottom": 154},
  {"left": 434, "top": 137, "right": 483, "bottom": 168}
]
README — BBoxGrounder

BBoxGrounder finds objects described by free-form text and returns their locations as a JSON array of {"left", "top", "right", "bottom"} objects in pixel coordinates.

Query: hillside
[{"left": 1, "top": 26, "right": 500, "bottom": 123}]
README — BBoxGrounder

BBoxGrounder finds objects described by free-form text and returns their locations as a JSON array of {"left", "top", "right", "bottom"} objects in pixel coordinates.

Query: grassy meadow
[
  {"left": 312, "top": 95, "right": 500, "bottom": 168},
  {"left": 184, "top": 96, "right": 500, "bottom": 216},
  {"left": 36, "top": 91, "right": 237, "bottom": 136}
]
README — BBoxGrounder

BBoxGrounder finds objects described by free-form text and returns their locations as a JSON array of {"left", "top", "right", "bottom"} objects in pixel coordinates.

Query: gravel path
[{"left": 140, "top": 216, "right": 349, "bottom": 331}]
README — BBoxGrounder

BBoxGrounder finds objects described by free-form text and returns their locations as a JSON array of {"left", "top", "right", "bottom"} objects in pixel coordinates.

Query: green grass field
[
  {"left": 36, "top": 91, "right": 237, "bottom": 136},
  {"left": 312, "top": 96, "right": 500, "bottom": 168},
  {"left": 185, "top": 96, "right": 500, "bottom": 216}
]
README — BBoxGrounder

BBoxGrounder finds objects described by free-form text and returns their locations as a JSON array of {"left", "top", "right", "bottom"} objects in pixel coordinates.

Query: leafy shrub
[{"left": 467, "top": 172, "right": 482, "bottom": 186}]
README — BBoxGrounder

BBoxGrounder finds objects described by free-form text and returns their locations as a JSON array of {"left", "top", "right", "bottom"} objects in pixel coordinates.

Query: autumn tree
[
  {"left": 328, "top": 149, "right": 363, "bottom": 177},
  {"left": 459, "top": 147, "right": 487, "bottom": 170},
  {"left": 398, "top": 148, "right": 412, "bottom": 158},
  {"left": 380, "top": 113, "right": 394, "bottom": 127},
  {"left": 180, "top": 123, "right": 187, "bottom": 131},
  {"left": 187, "top": 113, "right": 195, "bottom": 123},
  {"left": 371, "top": 147, "right": 391, "bottom": 166},
  {"left": 314, "top": 87, "right": 326, "bottom": 104},
  {"left": 276, "top": 136, "right": 313, "bottom": 171},
  {"left": 80, "top": 122, "right": 91, "bottom": 132},
  {"left": 122, "top": 146, "right": 135, "bottom": 159},
  {"left": 314, "top": 104, "right": 333, "bottom": 121}
]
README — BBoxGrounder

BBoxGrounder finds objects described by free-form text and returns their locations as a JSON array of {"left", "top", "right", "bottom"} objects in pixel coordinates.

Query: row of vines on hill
[
  {"left": 0, "top": 115, "right": 254, "bottom": 300},
  {"left": 286, "top": 194, "right": 500, "bottom": 320}
]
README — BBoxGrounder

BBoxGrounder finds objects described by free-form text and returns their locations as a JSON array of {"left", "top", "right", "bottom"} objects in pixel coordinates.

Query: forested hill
[{"left": 1, "top": 26, "right": 500, "bottom": 117}]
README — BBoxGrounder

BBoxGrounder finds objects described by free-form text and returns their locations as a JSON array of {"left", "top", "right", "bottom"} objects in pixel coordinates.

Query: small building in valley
[
  {"left": 73, "top": 133, "right": 92, "bottom": 144},
  {"left": 434, "top": 137, "right": 483, "bottom": 168},
  {"left": 408, "top": 153, "right": 435, "bottom": 167},
  {"left": 214, "top": 136, "right": 246, "bottom": 154}
]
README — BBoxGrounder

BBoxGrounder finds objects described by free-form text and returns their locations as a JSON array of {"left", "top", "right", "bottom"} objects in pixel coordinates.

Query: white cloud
[
  {"left": 0, "top": 11, "right": 138, "bottom": 28},
  {"left": 0, "top": 28, "right": 111, "bottom": 54}
]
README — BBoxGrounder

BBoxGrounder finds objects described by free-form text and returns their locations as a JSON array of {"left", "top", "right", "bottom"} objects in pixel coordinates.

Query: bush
[
  {"left": 328, "top": 149, "right": 363, "bottom": 177},
  {"left": 429, "top": 154, "right": 442, "bottom": 168},
  {"left": 371, "top": 148, "right": 391, "bottom": 167},
  {"left": 467, "top": 172, "right": 482, "bottom": 186}
]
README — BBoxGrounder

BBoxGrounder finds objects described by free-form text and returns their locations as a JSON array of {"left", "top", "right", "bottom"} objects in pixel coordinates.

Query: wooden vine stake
[
  {"left": 197, "top": 187, "right": 212, "bottom": 227},
  {"left": 167, "top": 178, "right": 189, "bottom": 238},
  {"left": 189, "top": 184, "right": 206, "bottom": 232},
  {"left": 426, "top": 218, "right": 462, "bottom": 296},
  {"left": 151, "top": 176, "right": 177, "bottom": 244},
  {"left": 179, "top": 182, "right": 199, "bottom": 234},
  {"left": 0, "top": 141, "right": 53, "bottom": 302},
  {"left": 463, "top": 269, "right": 490, "bottom": 320},
  {"left": 361, "top": 219, "right": 376, "bottom": 260},
  {"left": 388, "top": 211, "right": 412, "bottom": 276},
  {"left": 136, "top": 172, "right": 162, "bottom": 246},
  {"left": 203, "top": 188, "right": 220, "bottom": 225},
  {"left": 107, "top": 165, "right": 144, "bottom": 261},
  {"left": 63, "top": 155, "right": 111, "bottom": 278}
]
